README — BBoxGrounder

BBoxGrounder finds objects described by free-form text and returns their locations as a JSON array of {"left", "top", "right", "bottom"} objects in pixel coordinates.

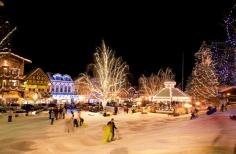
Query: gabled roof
[
  {"left": 0, "top": 50, "right": 32, "bottom": 63},
  {"left": 153, "top": 81, "right": 191, "bottom": 102},
  {"left": 25, "top": 68, "right": 50, "bottom": 82}
]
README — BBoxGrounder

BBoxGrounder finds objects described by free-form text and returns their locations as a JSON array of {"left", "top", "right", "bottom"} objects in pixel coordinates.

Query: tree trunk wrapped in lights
[
  {"left": 81, "top": 40, "right": 129, "bottom": 108},
  {"left": 138, "top": 68, "right": 175, "bottom": 100},
  {"left": 187, "top": 41, "right": 219, "bottom": 100}
]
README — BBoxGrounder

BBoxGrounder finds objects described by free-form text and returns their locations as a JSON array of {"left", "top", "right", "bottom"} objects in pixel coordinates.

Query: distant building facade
[
  {"left": 0, "top": 50, "right": 32, "bottom": 104},
  {"left": 23, "top": 68, "right": 51, "bottom": 104},
  {"left": 47, "top": 73, "right": 78, "bottom": 103}
]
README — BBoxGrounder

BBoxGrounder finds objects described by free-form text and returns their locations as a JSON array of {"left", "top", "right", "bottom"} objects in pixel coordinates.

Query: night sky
[{"left": 0, "top": 0, "right": 235, "bottom": 86}]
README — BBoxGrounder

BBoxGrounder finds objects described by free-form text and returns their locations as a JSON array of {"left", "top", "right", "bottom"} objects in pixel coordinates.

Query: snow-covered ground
[{"left": 0, "top": 107, "right": 236, "bottom": 154}]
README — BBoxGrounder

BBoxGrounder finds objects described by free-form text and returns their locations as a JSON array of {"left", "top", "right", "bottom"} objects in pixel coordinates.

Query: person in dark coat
[
  {"left": 59, "top": 107, "right": 63, "bottom": 119},
  {"left": 49, "top": 109, "right": 52, "bottom": 119},
  {"left": 107, "top": 118, "right": 117, "bottom": 141},
  {"left": 54, "top": 107, "right": 59, "bottom": 120},
  {"left": 8, "top": 108, "right": 14, "bottom": 122},
  {"left": 50, "top": 110, "right": 55, "bottom": 125},
  {"left": 114, "top": 106, "right": 118, "bottom": 115}
]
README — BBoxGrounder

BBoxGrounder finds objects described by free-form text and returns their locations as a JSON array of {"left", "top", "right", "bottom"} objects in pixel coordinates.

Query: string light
[
  {"left": 81, "top": 40, "right": 129, "bottom": 108},
  {"left": 187, "top": 42, "right": 219, "bottom": 100}
]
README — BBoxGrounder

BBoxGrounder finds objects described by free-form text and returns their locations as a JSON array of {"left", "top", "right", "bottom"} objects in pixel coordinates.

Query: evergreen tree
[
  {"left": 188, "top": 42, "right": 219, "bottom": 100},
  {"left": 211, "top": 6, "right": 236, "bottom": 86},
  {"left": 223, "top": 6, "right": 236, "bottom": 85}
]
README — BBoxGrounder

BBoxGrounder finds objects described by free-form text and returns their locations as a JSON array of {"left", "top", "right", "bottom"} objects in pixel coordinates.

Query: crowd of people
[
  {"left": 48, "top": 107, "right": 85, "bottom": 133},
  {"left": 48, "top": 106, "right": 120, "bottom": 143},
  {"left": 5, "top": 96, "right": 234, "bottom": 145}
]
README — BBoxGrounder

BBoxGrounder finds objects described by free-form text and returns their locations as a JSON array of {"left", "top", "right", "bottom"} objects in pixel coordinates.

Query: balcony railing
[{"left": 0, "top": 67, "right": 20, "bottom": 79}]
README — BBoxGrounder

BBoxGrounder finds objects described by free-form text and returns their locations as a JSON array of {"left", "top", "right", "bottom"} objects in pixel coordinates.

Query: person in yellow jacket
[{"left": 102, "top": 122, "right": 112, "bottom": 144}]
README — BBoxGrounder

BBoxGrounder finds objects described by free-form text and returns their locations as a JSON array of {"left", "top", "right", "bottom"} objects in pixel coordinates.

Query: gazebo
[{"left": 153, "top": 81, "right": 191, "bottom": 111}]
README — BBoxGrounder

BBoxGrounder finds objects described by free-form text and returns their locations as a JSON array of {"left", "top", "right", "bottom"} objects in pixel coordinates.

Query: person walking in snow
[
  {"left": 107, "top": 118, "right": 117, "bottom": 141},
  {"left": 50, "top": 110, "right": 55, "bottom": 125},
  {"left": 220, "top": 96, "right": 227, "bottom": 112},
  {"left": 73, "top": 111, "right": 79, "bottom": 127},
  {"left": 65, "top": 111, "right": 74, "bottom": 133},
  {"left": 8, "top": 108, "right": 14, "bottom": 122},
  {"left": 62, "top": 107, "right": 66, "bottom": 119},
  {"left": 102, "top": 122, "right": 112, "bottom": 144}
]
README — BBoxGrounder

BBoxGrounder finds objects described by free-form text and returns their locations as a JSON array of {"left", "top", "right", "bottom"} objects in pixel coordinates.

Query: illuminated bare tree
[
  {"left": 0, "top": 19, "right": 17, "bottom": 49},
  {"left": 139, "top": 68, "right": 175, "bottom": 99},
  {"left": 0, "top": 1, "right": 4, "bottom": 7},
  {"left": 81, "top": 40, "right": 129, "bottom": 107}
]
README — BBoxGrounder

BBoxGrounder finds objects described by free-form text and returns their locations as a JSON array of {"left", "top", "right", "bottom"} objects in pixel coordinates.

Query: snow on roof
[
  {"left": 219, "top": 86, "right": 236, "bottom": 93},
  {"left": 47, "top": 73, "right": 73, "bottom": 81},
  {"left": 0, "top": 51, "right": 32, "bottom": 63}
]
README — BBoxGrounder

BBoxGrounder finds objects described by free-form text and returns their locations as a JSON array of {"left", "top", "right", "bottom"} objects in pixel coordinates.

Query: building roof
[
  {"left": 47, "top": 73, "right": 73, "bottom": 81},
  {"left": 24, "top": 68, "right": 51, "bottom": 82},
  {"left": 219, "top": 86, "right": 236, "bottom": 93},
  {"left": 153, "top": 81, "right": 191, "bottom": 102},
  {"left": 0, "top": 50, "right": 32, "bottom": 63}
]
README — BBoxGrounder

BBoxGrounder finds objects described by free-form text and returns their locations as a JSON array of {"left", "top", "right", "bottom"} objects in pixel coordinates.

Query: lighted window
[
  {"left": 11, "top": 80, "right": 18, "bottom": 87},
  {"left": 60, "top": 86, "right": 63, "bottom": 92},
  {"left": 12, "top": 68, "right": 19, "bottom": 75},
  {"left": 2, "top": 80, "right": 6, "bottom": 87},
  {"left": 56, "top": 86, "right": 59, "bottom": 92},
  {"left": 68, "top": 86, "right": 71, "bottom": 93},
  {"left": 64, "top": 86, "right": 67, "bottom": 93}
]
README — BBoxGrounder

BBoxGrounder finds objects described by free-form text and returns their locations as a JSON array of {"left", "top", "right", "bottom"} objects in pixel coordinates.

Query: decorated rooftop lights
[{"left": 81, "top": 40, "right": 129, "bottom": 108}]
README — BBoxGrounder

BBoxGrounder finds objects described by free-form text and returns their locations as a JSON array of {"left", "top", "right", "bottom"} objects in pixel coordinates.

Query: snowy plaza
[
  {"left": 1, "top": 106, "right": 236, "bottom": 154},
  {"left": 1, "top": 1, "right": 236, "bottom": 154}
]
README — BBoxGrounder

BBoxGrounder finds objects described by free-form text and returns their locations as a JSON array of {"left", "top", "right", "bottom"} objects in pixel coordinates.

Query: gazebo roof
[{"left": 153, "top": 81, "right": 191, "bottom": 102}]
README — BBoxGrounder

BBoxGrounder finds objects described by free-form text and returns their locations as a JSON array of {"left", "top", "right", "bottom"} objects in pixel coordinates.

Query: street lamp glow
[
  {"left": 4, "top": 60, "right": 7, "bottom": 66},
  {"left": 137, "top": 101, "right": 141, "bottom": 105},
  {"left": 33, "top": 94, "right": 38, "bottom": 102},
  {"left": 195, "top": 102, "right": 201, "bottom": 106},
  {"left": 184, "top": 103, "right": 192, "bottom": 108}
]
